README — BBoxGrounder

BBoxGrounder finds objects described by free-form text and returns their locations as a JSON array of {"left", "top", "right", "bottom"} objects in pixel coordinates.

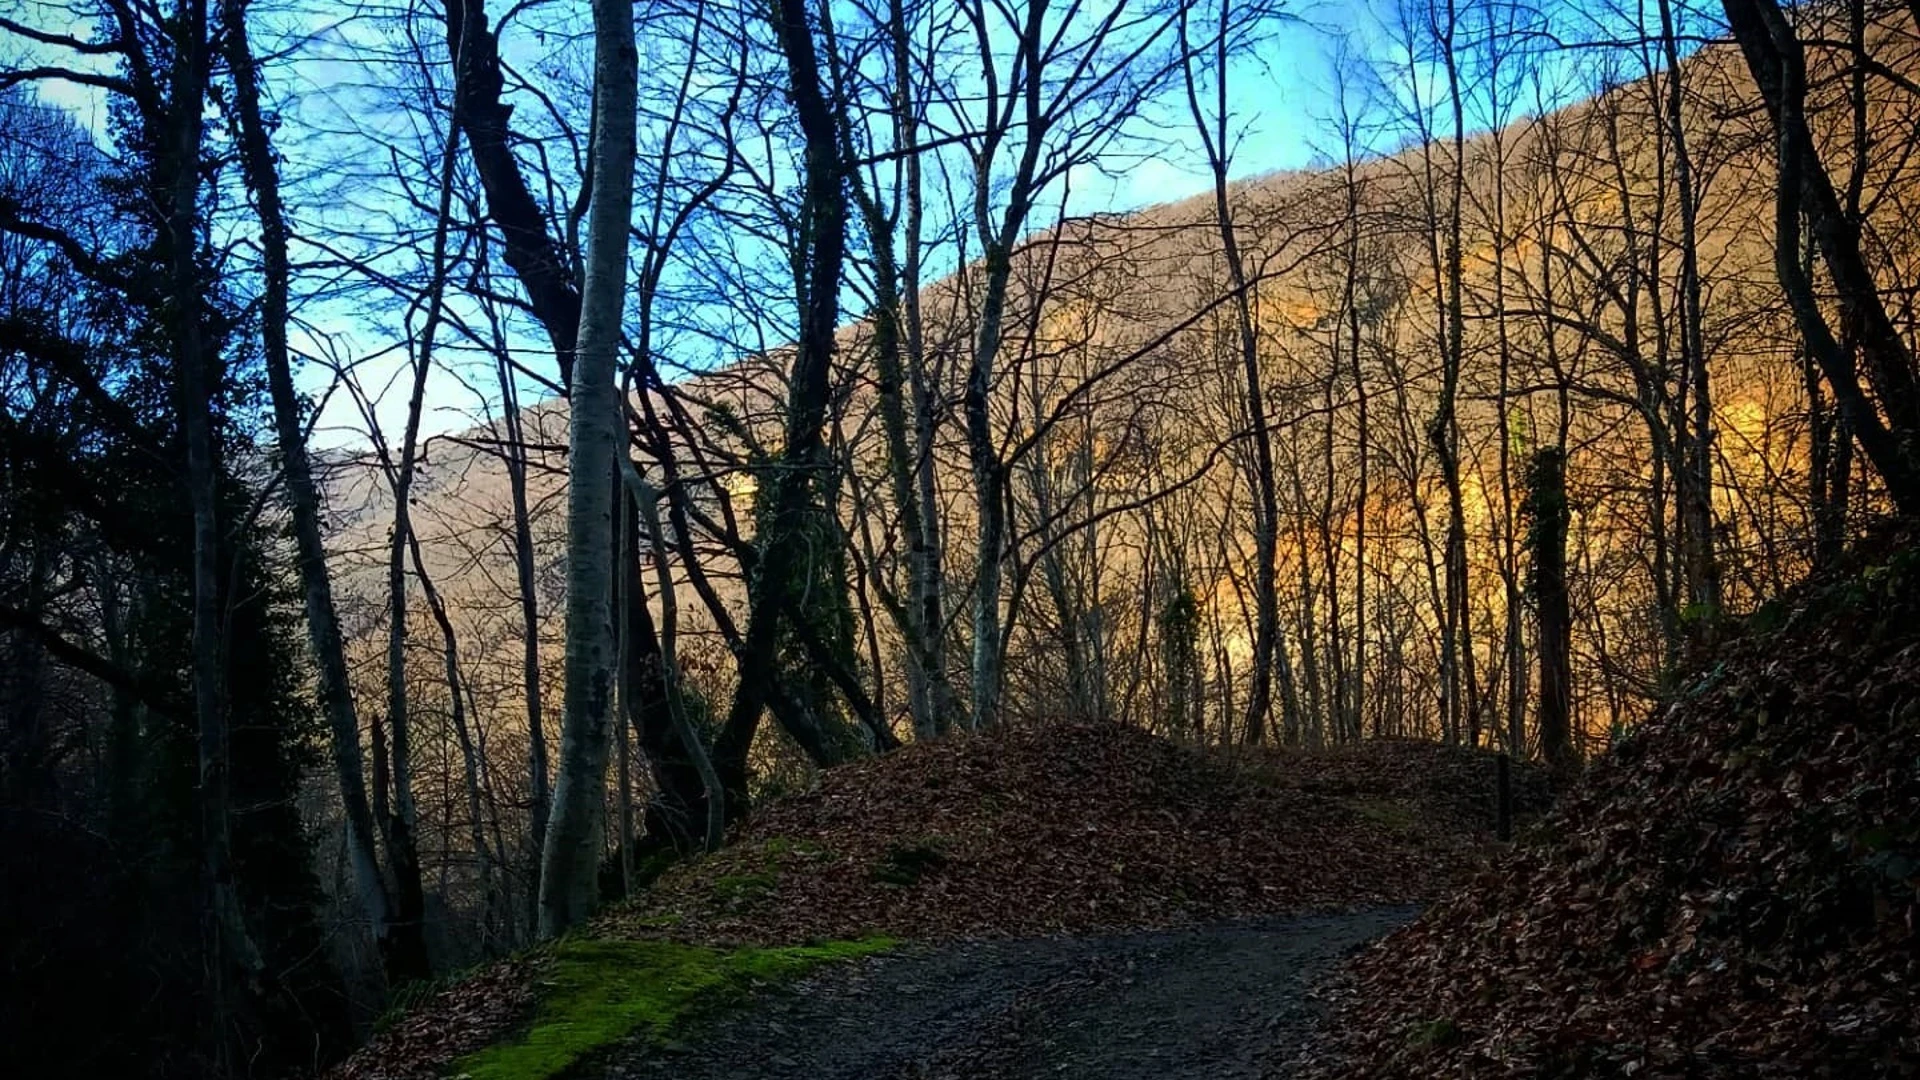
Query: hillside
[
  {"left": 317, "top": 10, "right": 1920, "bottom": 768},
  {"left": 614, "top": 724, "right": 1552, "bottom": 943},
  {"left": 1290, "top": 542, "right": 1920, "bottom": 1078},
  {"left": 321, "top": 543, "right": 1920, "bottom": 1080}
]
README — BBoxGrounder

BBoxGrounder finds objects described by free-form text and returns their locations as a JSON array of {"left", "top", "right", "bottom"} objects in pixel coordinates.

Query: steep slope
[{"left": 1292, "top": 542, "right": 1920, "bottom": 1079}]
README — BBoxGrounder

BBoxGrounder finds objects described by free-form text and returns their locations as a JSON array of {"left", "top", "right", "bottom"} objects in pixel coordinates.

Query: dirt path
[{"left": 597, "top": 908, "right": 1414, "bottom": 1080}]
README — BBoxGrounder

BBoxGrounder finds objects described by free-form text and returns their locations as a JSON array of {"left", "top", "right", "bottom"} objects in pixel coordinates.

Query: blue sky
[{"left": 3, "top": 0, "right": 1695, "bottom": 448}]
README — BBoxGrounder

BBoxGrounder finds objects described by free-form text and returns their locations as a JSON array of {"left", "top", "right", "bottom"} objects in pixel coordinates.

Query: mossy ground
[{"left": 452, "top": 936, "right": 892, "bottom": 1080}]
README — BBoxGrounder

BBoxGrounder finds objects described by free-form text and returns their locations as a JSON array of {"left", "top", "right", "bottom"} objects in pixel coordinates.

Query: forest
[{"left": 2, "top": 0, "right": 1918, "bottom": 1076}]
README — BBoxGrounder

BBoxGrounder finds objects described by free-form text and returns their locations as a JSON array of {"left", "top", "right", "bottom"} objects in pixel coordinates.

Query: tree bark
[
  {"left": 1721, "top": 0, "right": 1920, "bottom": 514},
  {"left": 221, "top": 0, "right": 424, "bottom": 983},
  {"left": 1180, "top": 0, "right": 1277, "bottom": 746},
  {"left": 713, "top": 0, "right": 855, "bottom": 794},
  {"left": 851, "top": 130, "right": 946, "bottom": 738},
  {"left": 440, "top": 0, "right": 583, "bottom": 381},
  {"left": 1527, "top": 448, "right": 1574, "bottom": 771},
  {"left": 489, "top": 316, "right": 549, "bottom": 934},
  {"left": 1660, "top": 0, "right": 1723, "bottom": 632},
  {"left": 538, "top": 0, "right": 637, "bottom": 938},
  {"left": 1434, "top": 0, "right": 1479, "bottom": 747},
  {"left": 378, "top": 105, "right": 461, "bottom": 969},
  {"left": 169, "top": 0, "right": 265, "bottom": 1060},
  {"left": 620, "top": 455, "right": 725, "bottom": 852}
]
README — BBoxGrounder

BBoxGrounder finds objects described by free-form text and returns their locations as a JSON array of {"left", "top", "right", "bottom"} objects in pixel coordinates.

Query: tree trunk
[
  {"left": 440, "top": 0, "right": 583, "bottom": 379},
  {"left": 378, "top": 107, "right": 461, "bottom": 968},
  {"left": 169, "top": 0, "right": 265, "bottom": 1061},
  {"left": 962, "top": 67, "right": 1046, "bottom": 731},
  {"left": 1660, "top": 0, "right": 1723, "bottom": 633},
  {"left": 1527, "top": 448, "right": 1574, "bottom": 771},
  {"left": 1721, "top": 0, "right": 1920, "bottom": 513},
  {"left": 621, "top": 458, "right": 725, "bottom": 852},
  {"left": 713, "top": 0, "right": 855, "bottom": 796},
  {"left": 221, "top": 0, "right": 423, "bottom": 982},
  {"left": 1435, "top": 0, "right": 1479, "bottom": 747},
  {"left": 538, "top": 0, "right": 637, "bottom": 937},
  {"left": 403, "top": 530, "right": 499, "bottom": 944},
  {"left": 965, "top": 241, "right": 1012, "bottom": 730},
  {"left": 491, "top": 327, "right": 548, "bottom": 935},
  {"left": 851, "top": 2, "right": 949, "bottom": 738},
  {"left": 1180, "top": 0, "right": 1277, "bottom": 746}
]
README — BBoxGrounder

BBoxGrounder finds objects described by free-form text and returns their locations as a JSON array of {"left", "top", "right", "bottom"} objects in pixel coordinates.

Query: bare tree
[
  {"left": 221, "top": 0, "right": 429, "bottom": 983},
  {"left": 1180, "top": 0, "right": 1281, "bottom": 745},
  {"left": 938, "top": 0, "right": 1186, "bottom": 730},
  {"left": 711, "top": 0, "right": 858, "bottom": 798},
  {"left": 1527, "top": 446, "right": 1574, "bottom": 769},
  {"left": 539, "top": 0, "right": 639, "bottom": 937},
  {"left": 1721, "top": 0, "right": 1920, "bottom": 514},
  {"left": 166, "top": 0, "right": 268, "bottom": 1055}
]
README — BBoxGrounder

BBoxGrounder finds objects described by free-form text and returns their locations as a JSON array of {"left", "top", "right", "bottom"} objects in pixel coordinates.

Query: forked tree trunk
[
  {"left": 963, "top": 115, "right": 1045, "bottom": 733},
  {"left": 1180, "top": 0, "right": 1278, "bottom": 746},
  {"left": 853, "top": 157, "right": 946, "bottom": 738},
  {"left": 1721, "top": 0, "right": 1920, "bottom": 514},
  {"left": 965, "top": 244, "right": 1013, "bottom": 730},
  {"left": 378, "top": 107, "right": 461, "bottom": 968},
  {"left": 713, "top": 0, "right": 855, "bottom": 798},
  {"left": 1660, "top": 0, "right": 1722, "bottom": 633},
  {"left": 1439, "top": 0, "right": 1479, "bottom": 748},
  {"left": 620, "top": 456, "right": 726, "bottom": 852},
  {"left": 491, "top": 330, "right": 548, "bottom": 933}
]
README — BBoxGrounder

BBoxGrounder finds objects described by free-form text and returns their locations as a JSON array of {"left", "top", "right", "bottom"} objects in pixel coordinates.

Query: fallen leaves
[
  {"left": 333, "top": 715, "right": 1546, "bottom": 1079},
  {"left": 1290, "top": 545, "right": 1920, "bottom": 1080},
  {"left": 600, "top": 723, "right": 1542, "bottom": 946},
  {"left": 332, "top": 955, "right": 542, "bottom": 1080}
]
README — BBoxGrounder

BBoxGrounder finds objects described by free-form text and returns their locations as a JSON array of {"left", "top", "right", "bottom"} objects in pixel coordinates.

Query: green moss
[
  {"left": 624, "top": 912, "right": 684, "bottom": 930},
  {"left": 758, "top": 836, "right": 828, "bottom": 859},
  {"left": 452, "top": 936, "right": 893, "bottom": 1080},
  {"left": 708, "top": 871, "right": 778, "bottom": 904}
]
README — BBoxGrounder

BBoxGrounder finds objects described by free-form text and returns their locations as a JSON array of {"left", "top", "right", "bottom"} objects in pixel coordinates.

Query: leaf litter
[
  {"left": 608, "top": 722, "right": 1546, "bottom": 945},
  {"left": 1289, "top": 547, "right": 1920, "bottom": 1080},
  {"left": 334, "top": 722, "right": 1540, "bottom": 1078}
]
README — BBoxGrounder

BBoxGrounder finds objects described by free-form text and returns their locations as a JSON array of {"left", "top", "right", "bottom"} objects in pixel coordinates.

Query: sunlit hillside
[{"left": 321, "top": 9, "right": 1919, "bottom": 805}]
